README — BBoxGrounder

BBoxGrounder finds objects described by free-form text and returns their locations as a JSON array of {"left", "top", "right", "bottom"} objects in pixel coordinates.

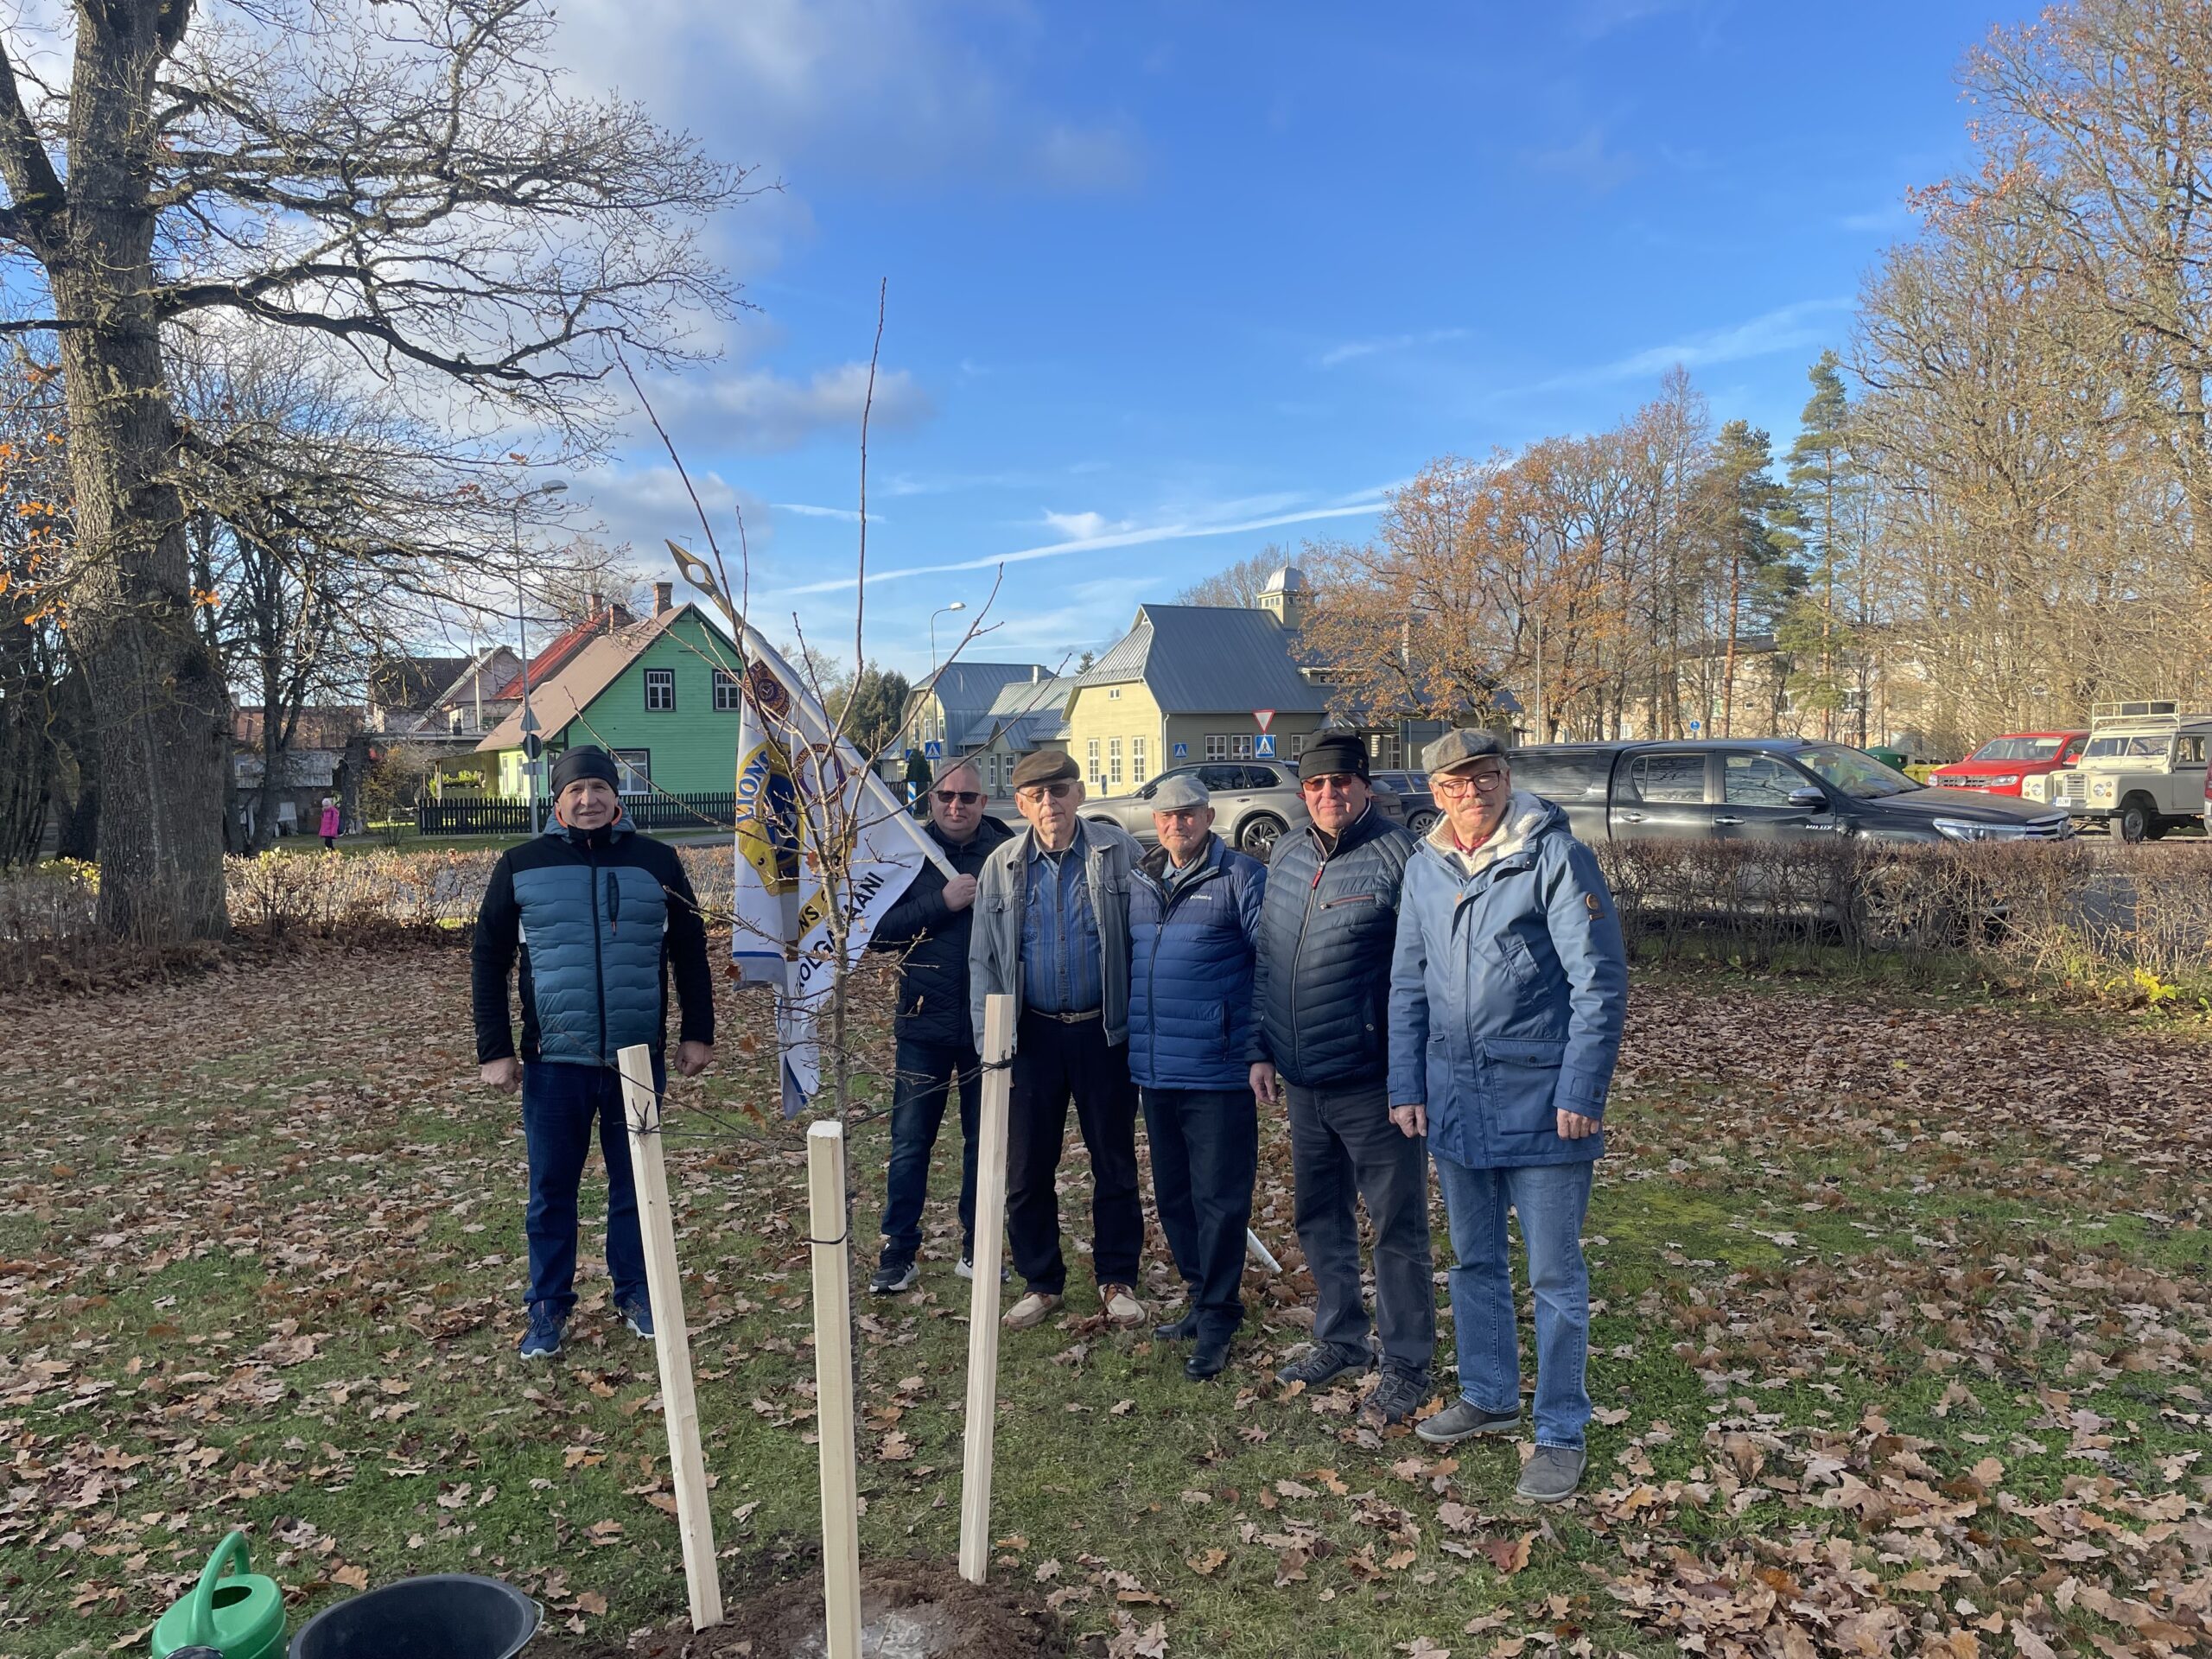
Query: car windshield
[
  {"left": 1794, "top": 745, "right": 1919, "bottom": 798},
  {"left": 2084, "top": 734, "right": 2166, "bottom": 760},
  {"left": 1970, "top": 736, "right": 2063, "bottom": 762}
]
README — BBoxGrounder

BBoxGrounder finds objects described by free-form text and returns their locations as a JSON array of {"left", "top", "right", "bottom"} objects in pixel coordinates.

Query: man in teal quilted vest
[{"left": 473, "top": 747, "right": 715, "bottom": 1359}]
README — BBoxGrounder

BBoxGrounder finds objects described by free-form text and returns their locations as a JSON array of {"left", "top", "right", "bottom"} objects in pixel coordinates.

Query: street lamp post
[
  {"left": 929, "top": 601, "right": 967, "bottom": 679},
  {"left": 513, "top": 480, "right": 569, "bottom": 833}
]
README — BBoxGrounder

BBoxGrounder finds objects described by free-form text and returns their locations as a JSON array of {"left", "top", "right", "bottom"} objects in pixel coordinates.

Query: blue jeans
[
  {"left": 878, "top": 1038, "right": 982, "bottom": 1267},
  {"left": 1429, "top": 1154, "right": 1594, "bottom": 1450},
  {"left": 521, "top": 1059, "right": 653, "bottom": 1323}
]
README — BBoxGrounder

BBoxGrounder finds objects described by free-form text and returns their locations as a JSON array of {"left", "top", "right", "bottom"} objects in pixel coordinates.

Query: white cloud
[
  {"left": 1039, "top": 509, "right": 1129, "bottom": 541},
  {"left": 774, "top": 501, "right": 869, "bottom": 522},
  {"left": 657, "top": 362, "right": 935, "bottom": 454},
  {"left": 1521, "top": 125, "right": 1641, "bottom": 194},
  {"left": 784, "top": 493, "right": 1396, "bottom": 595},
  {"left": 1513, "top": 298, "right": 1854, "bottom": 395},
  {"left": 1317, "top": 327, "right": 1472, "bottom": 369}
]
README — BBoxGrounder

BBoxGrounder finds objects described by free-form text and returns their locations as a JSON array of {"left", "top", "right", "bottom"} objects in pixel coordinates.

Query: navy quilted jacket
[
  {"left": 1126, "top": 835, "right": 1267, "bottom": 1090},
  {"left": 1252, "top": 805, "right": 1414, "bottom": 1089},
  {"left": 471, "top": 820, "right": 714, "bottom": 1066}
]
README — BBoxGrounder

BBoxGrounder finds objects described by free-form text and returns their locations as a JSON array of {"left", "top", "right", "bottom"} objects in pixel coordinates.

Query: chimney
[
  {"left": 654, "top": 581, "right": 674, "bottom": 616},
  {"left": 1032, "top": 664, "right": 1042, "bottom": 683}
]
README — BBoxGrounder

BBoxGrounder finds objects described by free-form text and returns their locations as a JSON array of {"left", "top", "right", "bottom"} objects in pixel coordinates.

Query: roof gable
[
  {"left": 1077, "top": 604, "right": 1330, "bottom": 715},
  {"left": 474, "top": 604, "right": 728, "bottom": 751}
]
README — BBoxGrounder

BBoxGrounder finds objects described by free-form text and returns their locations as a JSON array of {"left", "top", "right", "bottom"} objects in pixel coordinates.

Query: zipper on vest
[{"left": 588, "top": 844, "right": 608, "bottom": 1062}]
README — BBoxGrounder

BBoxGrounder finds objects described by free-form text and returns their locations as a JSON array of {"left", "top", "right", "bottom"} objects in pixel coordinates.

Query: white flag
[{"left": 724, "top": 630, "right": 950, "bottom": 1116}]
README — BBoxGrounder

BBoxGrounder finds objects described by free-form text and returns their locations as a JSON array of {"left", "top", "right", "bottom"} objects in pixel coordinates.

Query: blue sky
[{"left": 556, "top": 0, "right": 2024, "bottom": 682}]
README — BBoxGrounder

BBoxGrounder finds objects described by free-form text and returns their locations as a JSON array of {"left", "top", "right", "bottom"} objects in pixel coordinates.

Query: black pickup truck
[{"left": 1507, "top": 739, "right": 2073, "bottom": 845}]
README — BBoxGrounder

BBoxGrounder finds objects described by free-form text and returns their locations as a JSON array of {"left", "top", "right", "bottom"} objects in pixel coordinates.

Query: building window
[
  {"left": 1132, "top": 737, "right": 1148, "bottom": 784},
  {"left": 1086, "top": 739, "right": 1102, "bottom": 785},
  {"left": 713, "top": 671, "right": 741, "bottom": 711},
  {"left": 1205, "top": 734, "right": 1228, "bottom": 761},
  {"left": 644, "top": 668, "right": 675, "bottom": 712},
  {"left": 1108, "top": 736, "right": 1123, "bottom": 786},
  {"left": 1108, "top": 687, "right": 1121, "bottom": 700},
  {"left": 613, "top": 749, "right": 651, "bottom": 795},
  {"left": 1287, "top": 732, "right": 1306, "bottom": 760},
  {"left": 1231, "top": 734, "right": 1255, "bottom": 760}
]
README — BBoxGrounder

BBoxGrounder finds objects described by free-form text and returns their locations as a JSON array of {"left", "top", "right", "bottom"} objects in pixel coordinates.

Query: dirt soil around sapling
[{"left": 694, "top": 1560, "right": 1081, "bottom": 1658}]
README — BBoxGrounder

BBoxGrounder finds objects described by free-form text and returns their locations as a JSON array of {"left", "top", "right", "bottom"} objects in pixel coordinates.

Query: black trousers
[
  {"left": 1006, "top": 1012, "right": 1142, "bottom": 1294},
  {"left": 1141, "top": 1086, "right": 1258, "bottom": 1339}
]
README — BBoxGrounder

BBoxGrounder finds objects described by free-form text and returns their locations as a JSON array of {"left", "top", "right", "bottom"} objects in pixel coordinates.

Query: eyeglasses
[
  {"left": 931, "top": 790, "right": 983, "bottom": 805},
  {"left": 1299, "top": 773, "right": 1363, "bottom": 795},
  {"left": 1017, "top": 781, "right": 1077, "bottom": 802},
  {"left": 1432, "top": 769, "right": 1509, "bottom": 798}
]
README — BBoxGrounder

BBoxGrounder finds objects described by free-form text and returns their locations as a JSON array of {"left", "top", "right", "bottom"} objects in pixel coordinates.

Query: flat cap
[
  {"left": 1148, "top": 772, "right": 1210, "bottom": 810},
  {"left": 1422, "top": 728, "right": 1507, "bottom": 774},
  {"left": 1010, "top": 747, "right": 1081, "bottom": 790},
  {"left": 1300, "top": 730, "right": 1370, "bottom": 780}
]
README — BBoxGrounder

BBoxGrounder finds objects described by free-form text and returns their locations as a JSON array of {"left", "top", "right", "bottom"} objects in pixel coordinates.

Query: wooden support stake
[
  {"left": 957, "top": 993, "right": 1018, "bottom": 1585},
  {"left": 617, "top": 1045, "right": 722, "bottom": 1631},
  {"left": 806, "top": 1120, "right": 863, "bottom": 1659}
]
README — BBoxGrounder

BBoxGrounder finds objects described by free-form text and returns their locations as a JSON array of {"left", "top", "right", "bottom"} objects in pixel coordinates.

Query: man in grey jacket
[{"left": 970, "top": 748, "right": 1147, "bottom": 1331}]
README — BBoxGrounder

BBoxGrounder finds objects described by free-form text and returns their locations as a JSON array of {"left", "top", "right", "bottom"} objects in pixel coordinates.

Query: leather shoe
[
  {"left": 1185, "top": 1336, "right": 1230, "bottom": 1381},
  {"left": 1154, "top": 1309, "right": 1199, "bottom": 1341}
]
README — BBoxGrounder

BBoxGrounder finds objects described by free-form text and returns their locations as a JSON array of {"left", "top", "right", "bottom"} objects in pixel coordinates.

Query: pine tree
[{"left": 1783, "top": 353, "right": 1863, "bottom": 740}]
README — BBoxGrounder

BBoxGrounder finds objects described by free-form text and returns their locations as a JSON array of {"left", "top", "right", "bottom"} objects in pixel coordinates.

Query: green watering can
[{"left": 152, "top": 1531, "right": 287, "bottom": 1659}]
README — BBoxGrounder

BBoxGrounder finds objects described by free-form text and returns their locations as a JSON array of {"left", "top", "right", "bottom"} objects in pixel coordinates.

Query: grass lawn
[{"left": 3, "top": 948, "right": 2207, "bottom": 1657}]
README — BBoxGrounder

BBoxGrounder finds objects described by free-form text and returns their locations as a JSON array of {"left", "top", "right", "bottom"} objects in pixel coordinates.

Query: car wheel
[
  {"left": 1408, "top": 809, "right": 1439, "bottom": 836},
  {"left": 1237, "top": 812, "right": 1287, "bottom": 861},
  {"left": 2118, "top": 797, "right": 2154, "bottom": 842}
]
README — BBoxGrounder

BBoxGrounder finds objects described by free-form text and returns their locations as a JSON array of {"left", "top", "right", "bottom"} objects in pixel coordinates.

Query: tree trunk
[{"left": 52, "top": 6, "right": 229, "bottom": 940}]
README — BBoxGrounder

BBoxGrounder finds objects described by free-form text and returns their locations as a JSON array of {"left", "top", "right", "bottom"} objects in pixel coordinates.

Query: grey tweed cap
[
  {"left": 1421, "top": 728, "right": 1507, "bottom": 774},
  {"left": 1148, "top": 772, "right": 1211, "bottom": 810}
]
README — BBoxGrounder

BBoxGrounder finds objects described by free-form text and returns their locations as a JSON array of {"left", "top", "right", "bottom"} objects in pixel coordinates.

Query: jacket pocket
[{"left": 1481, "top": 1037, "right": 1566, "bottom": 1140}]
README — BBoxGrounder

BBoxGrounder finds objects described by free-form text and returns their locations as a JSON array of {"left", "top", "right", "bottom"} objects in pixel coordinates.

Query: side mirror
[{"left": 1787, "top": 786, "right": 1828, "bottom": 810}]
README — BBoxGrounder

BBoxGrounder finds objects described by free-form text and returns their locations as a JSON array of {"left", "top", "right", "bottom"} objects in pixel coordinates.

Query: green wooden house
[{"left": 468, "top": 594, "right": 747, "bottom": 801}]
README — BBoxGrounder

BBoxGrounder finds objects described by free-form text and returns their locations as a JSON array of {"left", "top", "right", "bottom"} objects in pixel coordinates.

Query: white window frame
[
  {"left": 613, "top": 748, "right": 652, "bottom": 795},
  {"left": 712, "top": 670, "right": 741, "bottom": 711},
  {"left": 644, "top": 668, "right": 675, "bottom": 712},
  {"left": 1108, "top": 735, "right": 1123, "bottom": 786},
  {"left": 1231, "top": 734, "right": 1255, "bottom": 760},
  {"left": 1205, "top": 734, "right": 1228, "bottom": 761},
  {"left": 1132, "top": 736, "right": 1148, "bottom": 784},
  {"left": 1086, "top": 738, "right": 1102, "bottom": 785}
]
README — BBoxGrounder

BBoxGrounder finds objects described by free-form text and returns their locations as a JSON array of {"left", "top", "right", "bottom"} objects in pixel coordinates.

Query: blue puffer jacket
[
  {"left": 472, "top": 820, "right": 715, "bottom": 1066},
  {"left": 1127, "top": 836, "right": 1267, "bottom": 1090},
  {"left": 1253, "top": 805, "right": 1414, "bottom": 1089},
  {"left": 1387, "top": 793, "right": 1629, "bottom": 1168}
]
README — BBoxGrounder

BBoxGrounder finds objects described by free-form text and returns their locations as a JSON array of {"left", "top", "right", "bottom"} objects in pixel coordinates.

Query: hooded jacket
[
  {"left": 868, "top": 811, "right": 1014, "bottom": 1050},
  {"left": 1252, "top": 804, "right": 1415, "bottom": 1089},
  {"left": 1387, "top": 792, "right": 1628, "bottom": 1167},
  {"left": 472, "top": 817, "right": 714, "bottom": 1066},
  {"left": 1126, "top": 834, "right": 1268, "bottom": 1090}
]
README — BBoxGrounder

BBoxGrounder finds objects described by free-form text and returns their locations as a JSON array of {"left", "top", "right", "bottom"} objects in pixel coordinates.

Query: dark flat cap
[
  {"left": 1010, "top": 748, "right": 1081, "bottom": 789},
  {"left": 1422, "top": 728, "right": 1506, "bottom": 774},
  {"left": 1300, "top": 731, "right": 1369, "bottom": 780}
]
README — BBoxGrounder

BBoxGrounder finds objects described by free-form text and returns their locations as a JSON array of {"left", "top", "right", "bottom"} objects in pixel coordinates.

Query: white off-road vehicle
[{"left": 2051, "top": 701, "right": 2212, "bottom": 841}]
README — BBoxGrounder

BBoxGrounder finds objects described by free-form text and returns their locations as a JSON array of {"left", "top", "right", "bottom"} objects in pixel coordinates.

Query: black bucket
[{"left": 288, "top": 1573, "right": 540, "bottom": 1659}]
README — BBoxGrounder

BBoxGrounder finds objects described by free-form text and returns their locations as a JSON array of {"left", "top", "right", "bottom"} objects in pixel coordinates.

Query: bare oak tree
[{"left": 0, "top": 0, "right": 750, "bottom": 939}]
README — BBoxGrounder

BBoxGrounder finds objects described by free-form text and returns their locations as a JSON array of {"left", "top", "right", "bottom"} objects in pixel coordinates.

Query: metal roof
[
  {"left": 958, "top": 673, "right": 1079, "bottom": 749},
  {"left": 1077, "top": 605, "right": 1331, "bottom": 715},
  {"left": 917, "top": 661, "right": 1053, "bottom": 728}
]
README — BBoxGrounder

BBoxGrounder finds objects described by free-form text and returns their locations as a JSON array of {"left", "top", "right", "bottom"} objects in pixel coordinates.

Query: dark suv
[{"left": 1508, "top": 740, "right": 2073, "bottom": 844}]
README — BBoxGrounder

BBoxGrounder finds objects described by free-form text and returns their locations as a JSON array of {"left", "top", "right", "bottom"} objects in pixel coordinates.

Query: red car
[{"left": 1929, "top": 730, "right": 2088, "bottom": 798}]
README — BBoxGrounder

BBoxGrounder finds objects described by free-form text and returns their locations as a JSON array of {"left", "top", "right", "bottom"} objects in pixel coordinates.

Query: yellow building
[{"left": 1062, "top": 569, "right": 1332, "bottom": 792}]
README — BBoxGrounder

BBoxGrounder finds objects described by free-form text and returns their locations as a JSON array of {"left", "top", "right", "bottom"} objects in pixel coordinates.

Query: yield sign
[{"left": 1252, "top": 709, "right": 1275, "bottom": 732}]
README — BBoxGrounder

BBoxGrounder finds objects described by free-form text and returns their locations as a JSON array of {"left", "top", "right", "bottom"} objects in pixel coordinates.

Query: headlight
[
  {"left": 1934, "top": 818, "right": 2033, "bottom": 842},
  {"left": 1986, "top": 774, "right": 2018, "bottom": 787},
  {"left": 2092, "top": 779, "right": 2116, "bottom": 800},
  {"left": 2022, "top": 776, "right": 2049, "bottom": 799}
]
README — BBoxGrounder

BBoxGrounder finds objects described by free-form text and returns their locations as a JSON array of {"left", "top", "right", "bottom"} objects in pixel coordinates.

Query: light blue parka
[{"left": 1387, "top": 792, "right": 1629, "bottom": 1168}]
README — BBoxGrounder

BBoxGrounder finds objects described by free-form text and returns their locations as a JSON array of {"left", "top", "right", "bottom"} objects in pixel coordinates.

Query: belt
[{"left": 1026, "top": 1007, "right": 1103, "bottom": 1024}]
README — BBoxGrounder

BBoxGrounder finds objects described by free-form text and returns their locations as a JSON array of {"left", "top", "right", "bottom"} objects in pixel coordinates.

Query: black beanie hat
[
  {"left": 1300, "top": 731, "right": 1369, "bottom": 781},
  {"left": 550, "top": 745, "right": 621, "bottom": 795}
]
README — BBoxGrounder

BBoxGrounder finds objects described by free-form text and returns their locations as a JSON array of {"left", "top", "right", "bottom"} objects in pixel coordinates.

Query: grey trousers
[{"left": 1284, "top": 1079, "right": 1437, "bottom": 1376}]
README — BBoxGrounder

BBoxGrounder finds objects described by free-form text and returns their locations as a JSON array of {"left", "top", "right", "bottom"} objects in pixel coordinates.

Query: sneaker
[
  {"left": 868, "top": 1258, "right": 919, "bottom": 1296},
  {"left": 1100, "top": 1284, "right": 1146, "bottom": 1326},
  {"left": 1274, "top": 1342, "right": 1374, "bottom": 1389},
  {"left": 1516, "top": 1444, "right": 1587, "bottom": 1503},
  {"left": 517, "top": 1315, "right": 564, "bottom": 1360},
  {"left": 954, "top": 1255, "right": 1009, "bottom": 1283},
  {"left": 1360, "top": 1366, "right": 1427, "bottom": 1428},
  {"left": 1002, "top": 1290, "right": 1064, "bottom": 1330},
  {"left": 1415, "top": 1399, "right": 1522, "bottom": 1446},
  {"left": 616, "top": 1294, "right": 654, "bottom": 1338}
]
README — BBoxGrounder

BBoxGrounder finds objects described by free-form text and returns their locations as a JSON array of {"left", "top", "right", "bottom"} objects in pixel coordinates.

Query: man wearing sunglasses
[
  {"left": 969, "top": 748, "right": 1147, "bottom": 1331},
  {"left": 1389, "top": 729, "right": 1627, "bottom": 1504},
  {"left": 864, "top": 759, "right": 1014, "bottom": 1294},
  {"left": 1251, "top": 731, "right": 1435, "bottom": 1428}
]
